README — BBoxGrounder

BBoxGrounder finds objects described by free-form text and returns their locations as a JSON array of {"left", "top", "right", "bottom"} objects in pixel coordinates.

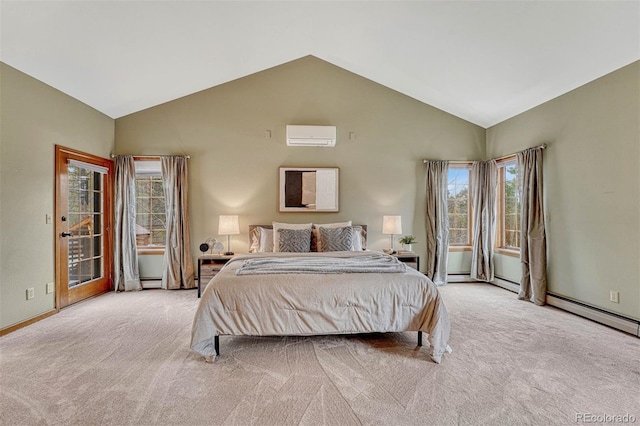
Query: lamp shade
[
  {"left": 382, "top": 215, "right": 402, "bottom": 235},
  {"left": 218, "top": 215, "right": 240, "bottom": 235}
]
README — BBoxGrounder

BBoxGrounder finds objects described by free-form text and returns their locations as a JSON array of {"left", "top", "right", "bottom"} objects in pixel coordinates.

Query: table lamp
[
  {"left": 218, "top": 215, "right": 240, "bottom": 255},
  {"left": 382, "top": 215, "right": 402, "bottom": 254}
]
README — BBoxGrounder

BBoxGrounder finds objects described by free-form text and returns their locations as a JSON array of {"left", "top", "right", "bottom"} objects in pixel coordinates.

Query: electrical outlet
[
  {"left": 26, "top": 288, "right": 35, "bottom": 300},
  {"left": 46, "top": 282, "right": 54, "bottom": 294},
  {"left": 609, "top": 291, "right": 620, "bottom": 303}
]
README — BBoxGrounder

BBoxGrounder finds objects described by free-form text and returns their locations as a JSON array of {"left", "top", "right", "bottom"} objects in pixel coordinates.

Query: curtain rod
[
  {"left": 422, "top": 143, "right": 546, "bottom": 164},
  {"left": 493, "top": 143, "right": 546, "bottom": 162},
  {"left": 110, "top": 154, "right": 191, "bottom": 159}
]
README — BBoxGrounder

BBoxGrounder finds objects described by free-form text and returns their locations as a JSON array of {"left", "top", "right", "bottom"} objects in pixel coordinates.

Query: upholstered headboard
[{"left": 249, "top": 224, "right": 367, "bottom": 252}]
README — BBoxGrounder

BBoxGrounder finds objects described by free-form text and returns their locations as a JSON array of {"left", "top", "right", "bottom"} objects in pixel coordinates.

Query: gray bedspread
[
  {"left": 236, "top": 252, "right": 407, "bottom": 275},
  {"left": 191, "top": 251, "right": 452, "bottom": 363}
]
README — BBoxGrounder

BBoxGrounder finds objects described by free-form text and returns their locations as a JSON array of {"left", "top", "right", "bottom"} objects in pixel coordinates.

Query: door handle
[{"left": 61, "top": 232, "right": 72, "bottom": 237}]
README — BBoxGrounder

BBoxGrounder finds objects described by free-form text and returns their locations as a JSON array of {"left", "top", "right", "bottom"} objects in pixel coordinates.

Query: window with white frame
[
  {"left": 447, "top": 164, "right": 472, "bottom": 246},
  {"left": 134, "top": 161, "right": 166, "bottom": 249},
  {"left": 497, "top": 157, "right": 520, "bottom": 251}
]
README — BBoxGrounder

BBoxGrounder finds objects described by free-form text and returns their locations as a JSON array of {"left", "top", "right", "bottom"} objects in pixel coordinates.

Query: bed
[{"left": 190, "top": 223, "right": 452, "bottom": 363}]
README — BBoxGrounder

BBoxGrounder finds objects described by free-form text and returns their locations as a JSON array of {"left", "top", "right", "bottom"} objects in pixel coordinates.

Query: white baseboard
[{"left": 490, "top": 277, "right": 639, "bottom": 337}]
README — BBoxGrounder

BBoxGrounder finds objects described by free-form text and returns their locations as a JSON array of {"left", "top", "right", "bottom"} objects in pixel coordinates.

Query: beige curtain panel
[
  {"left": 470, "top": 160, "right": 498, "bottom": 282},
  {"left": 161, "top": 156, "right": 195, "bottom": 290},
  {"left": 424, "top": 160, "right": 450, "bottom": 286},
  {"left": 517, "top": 147, "right": 547, "bottom": 305},
  {"left": 113, "top": 156, "right": 142, "bottom": 291}
]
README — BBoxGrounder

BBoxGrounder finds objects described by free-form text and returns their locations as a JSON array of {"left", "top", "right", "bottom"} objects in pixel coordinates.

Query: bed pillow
[
  {"left": 258, "top": 227, "right": 274, "bottom": 252},
  {"left": 277, "top": 228, "right": 312, "bottom": 253},
  {"left": 351, "top": 225, "right": 366, "bottom": 251},
  {"left": 249, "top": 227, "right": 275, "bottom": 253},
  {"left": 249, "top": 227, "right": 260, "bottom": 253},
  {"left": 318, "top": 226, "right": 354, "bottom": 252},
  {"left": 272, "top": 222, "right": 312, "bottom": 252},
  {"left": 313, "top": 221, "right": 352, "bottom": 252}
]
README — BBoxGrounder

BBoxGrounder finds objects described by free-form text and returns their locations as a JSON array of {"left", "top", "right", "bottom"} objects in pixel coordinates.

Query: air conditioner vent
[{"left": 286, "top": 125, "right": 336, "bottom": 147}]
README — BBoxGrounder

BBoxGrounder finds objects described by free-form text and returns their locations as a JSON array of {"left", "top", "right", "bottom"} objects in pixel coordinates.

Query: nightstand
[
  {"left": 198, "top": 254, "right": 234, "bottom": 298},
  {"left": 393, "top": 253, "right": 420, "bottom": 271}
]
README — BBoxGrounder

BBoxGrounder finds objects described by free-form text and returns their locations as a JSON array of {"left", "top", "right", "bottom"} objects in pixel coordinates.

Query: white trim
[{"left": 68, "top": 159, "right": 108, "bottom": 174}]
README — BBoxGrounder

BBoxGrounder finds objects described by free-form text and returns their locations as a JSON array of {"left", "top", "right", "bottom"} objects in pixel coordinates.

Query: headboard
[{"left": 249, "top": 224, "right": 367, "bottom": 252}]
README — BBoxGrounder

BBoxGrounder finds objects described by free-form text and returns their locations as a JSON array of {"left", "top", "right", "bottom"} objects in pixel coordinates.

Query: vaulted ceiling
[{"left": 2, "top": 1, "right": 638, "bottom": 128}]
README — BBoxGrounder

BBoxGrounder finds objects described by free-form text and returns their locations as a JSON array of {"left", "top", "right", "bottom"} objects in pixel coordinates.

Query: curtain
[
  {"left": 517, "top": 147, "right": 547, "bottom": 305},
  {"left": 470, "top": 160, "right": 498, "bottom": 281},
  {"left": 424, "top": 160, "right": 450, "bottom": 286},
  {"left": 113, "top": 156, "right": 142, "bottom": 291},
  {"left": 161, "top": 156, "right": 195, "bottom": 290}
]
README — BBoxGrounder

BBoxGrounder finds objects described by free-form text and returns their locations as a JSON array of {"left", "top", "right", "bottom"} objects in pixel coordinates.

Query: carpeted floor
[{"left": 0, "top": 283, "right": 638, "bottom": 425}]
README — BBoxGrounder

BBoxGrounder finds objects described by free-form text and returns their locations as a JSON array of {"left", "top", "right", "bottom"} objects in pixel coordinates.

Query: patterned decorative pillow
[
  {"left": 319, "top": 226, "right": 354, "bottom": 252},
  {"left": 313, "top": 221, "right": 352, "bottom": 251},
  {"left": 272, "top": 222, "right": 312, "bottom": 252},
  {"left": 277, "top": 228, "right": 311, "bottom": 252}
]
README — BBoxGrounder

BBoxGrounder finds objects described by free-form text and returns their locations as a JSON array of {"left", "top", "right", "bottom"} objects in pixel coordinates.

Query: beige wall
[
  {"left": 0, "top": 63, "right": 114, "bottom": 329},
  {"left": 5, "top": 54, "right": 634, "bottom": 329},
  {"left": 116, "top": 56, "right": 485, "bottom": 275},
  {"left": 487, "top": 61, "right": 639, "bottom": 320}
]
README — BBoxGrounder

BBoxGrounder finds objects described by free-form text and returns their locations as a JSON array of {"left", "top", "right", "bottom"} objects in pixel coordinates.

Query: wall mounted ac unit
[{"left": 286, "top": 125, "right": 336, "bottom": 147}]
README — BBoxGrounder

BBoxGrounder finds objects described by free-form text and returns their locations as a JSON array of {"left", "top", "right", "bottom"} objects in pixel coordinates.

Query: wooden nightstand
[
  {"left": 393, "top": 253, "right": 420, "bottom": 271},
  {"left": 198, "top": 254, "right": 234, "bottom": 298}
]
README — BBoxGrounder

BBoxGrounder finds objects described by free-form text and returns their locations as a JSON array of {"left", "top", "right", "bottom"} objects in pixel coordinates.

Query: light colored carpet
[{"left": 0, "top": 283, "right": 638, "bottom": 425}]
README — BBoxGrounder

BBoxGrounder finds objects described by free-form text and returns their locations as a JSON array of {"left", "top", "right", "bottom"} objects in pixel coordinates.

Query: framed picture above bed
[{"left": 279, "top": 167, "right": 339, "bottom": 212}]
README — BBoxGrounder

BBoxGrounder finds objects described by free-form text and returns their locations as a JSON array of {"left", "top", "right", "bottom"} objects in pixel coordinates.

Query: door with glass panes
[{"left": 55, "top": 146, "right": 112, "bottom": 308}]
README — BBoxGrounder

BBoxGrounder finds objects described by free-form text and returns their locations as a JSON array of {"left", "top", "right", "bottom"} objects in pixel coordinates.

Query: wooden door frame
[{"left": 54, "top": 145, "right": 114, "bottom": 309}]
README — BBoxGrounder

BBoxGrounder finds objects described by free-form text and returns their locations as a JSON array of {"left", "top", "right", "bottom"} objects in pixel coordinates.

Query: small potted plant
[{"left": 398, "top": 235, "right": 417, "bottom": 252}]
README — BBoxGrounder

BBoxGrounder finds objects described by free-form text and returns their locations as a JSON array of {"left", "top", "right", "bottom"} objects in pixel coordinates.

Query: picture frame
[{"left": 279, "top": 167, "right": 339, "bottom": 212}]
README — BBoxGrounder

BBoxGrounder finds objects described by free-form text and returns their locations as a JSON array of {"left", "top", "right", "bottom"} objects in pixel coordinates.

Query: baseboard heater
[
  {"left": 491, "top": 277, "right": 640, "bottom": 337},
  {"left": 141, "top": 278, "right": 162, "bottom": 289},
  {"left": 447, "top": 274, "right": 474, "bottom": 283}
]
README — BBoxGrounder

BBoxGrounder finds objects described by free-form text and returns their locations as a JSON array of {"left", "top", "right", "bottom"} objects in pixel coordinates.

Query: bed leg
[
  {"left": 417, "top": 331, "right": 423, "bottom": 347},
  {"left": 215, "top": 335, "right": 220, "bottom": 356}
]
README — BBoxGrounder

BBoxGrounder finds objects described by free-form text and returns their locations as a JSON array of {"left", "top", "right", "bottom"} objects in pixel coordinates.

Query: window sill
[
  {"left": 137, "top": 247, "right": 165, "bottom": 255},
  {"left": 449, "top": 246, "right": 472, "bottom": 252},
  {"left": 495, "top": 248, "right": 520, "bottom": 258}
]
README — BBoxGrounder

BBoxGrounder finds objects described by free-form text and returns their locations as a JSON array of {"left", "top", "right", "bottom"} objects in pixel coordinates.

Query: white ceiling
[{"left": 2, "top": 1, "right": 638, "bottom": 128}]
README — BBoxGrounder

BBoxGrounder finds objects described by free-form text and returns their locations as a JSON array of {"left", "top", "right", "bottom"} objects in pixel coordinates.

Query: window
[
  {"left": 497, "top": 157, "right": 520, "bottom": 251},
  {"left": 67, "top": 161, "right": 106, "bottom": 287},
  {"left": 447, "top": 164, "right": 472, "bottom": 246},
  {"left": 135, "top": 161, "right": 166, "bottom": 249}
]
